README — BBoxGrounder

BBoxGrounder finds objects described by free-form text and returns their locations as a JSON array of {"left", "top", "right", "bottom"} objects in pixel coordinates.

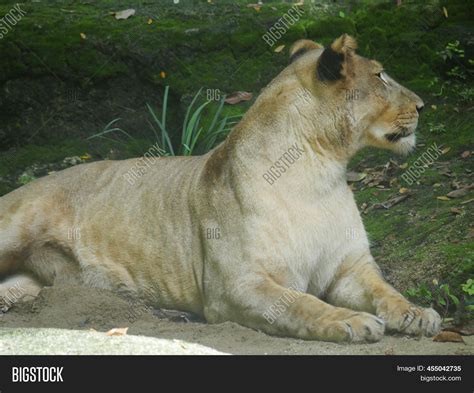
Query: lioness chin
[{"left": 0, "top": 34, "right": 441, "bottom": 343}]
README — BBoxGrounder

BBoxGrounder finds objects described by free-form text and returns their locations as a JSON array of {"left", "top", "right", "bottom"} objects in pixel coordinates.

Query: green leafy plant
[
  {"left": 17, "top": 171, "right": 36, "bottom": 185},
  {"left": 461, "top": 279, "right": 474, "bottom": 313},
  {"left": 405, "top": 280, "right": 473, "bottom": 321},
  {"left": 457, "top": 86, "right": 474, "bottom": 102},
  {"left": 427, "top": 122, "right": 446, "bottom": 134},
  {"left": 436, "top": 283, "right": 460, "bottom": 311},
  {"left": 438, "top": 40, "right": 465, "bottom": 61},
  {"left": 446, "top": 65, "right": 466, "bottom": 80},
  {"left": 404, "top": 281, "right": 457, "bottom": 319},
  {"left": 90, "top": 86, "right": 242, "bottom": 156},
  {"left": 88, "top": 118, "right": 134, "bottom": 148},
  {"left": 405, "top": 283, "right": 433, "bottom": 302},
  {"left": 438, "top": 41, "right": 469, "bottom": 81},
  {"left": 461, "top": 279, "right": 474, "bottom": 296},
  {"left": 148, "top": 87, "right": 242, "bottom": 156}
]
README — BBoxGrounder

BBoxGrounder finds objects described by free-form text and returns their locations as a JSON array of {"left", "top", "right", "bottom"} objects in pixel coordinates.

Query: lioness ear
[
  {"left": 316, "top": 34, "right": 357, "bottom": 82},
  {"left": 289, "top": 39, "right": 323, "bottom": 63}
]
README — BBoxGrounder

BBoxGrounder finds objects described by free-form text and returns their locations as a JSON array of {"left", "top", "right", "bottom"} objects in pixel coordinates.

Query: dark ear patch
[
  {"left": 289, "top": 39, "right": 323, "bottom": 64},
  {"left": 316, "top": 46, "right": 344, "bottom": 82},
  {"left": 289, "top": 48, "right": 308, "bottom": 63}
]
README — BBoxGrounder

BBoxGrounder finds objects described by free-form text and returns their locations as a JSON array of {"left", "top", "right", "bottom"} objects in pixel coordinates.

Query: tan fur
[
  {"left": 330, "top": 33, "right": 357, "bottom": 53},
  {"left": 289, "top": 39, "right": 323, "bottom": 58},
  {"left": 0, "top": 35, "right": 439, "bottom": 342}
]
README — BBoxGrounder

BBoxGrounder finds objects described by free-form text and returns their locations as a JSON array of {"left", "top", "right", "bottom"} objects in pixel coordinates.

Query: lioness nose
[{"left": 416, "top": 103, "right": 424, "bottom": 114}]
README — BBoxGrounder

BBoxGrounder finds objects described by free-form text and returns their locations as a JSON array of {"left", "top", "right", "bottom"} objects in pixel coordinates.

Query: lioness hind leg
[
  {"left": 0, "top": 274, "right": 42, "bottom": 312},
  {"left": 326, "top": 253, "right": 441, "bottom": 337},
  {"left": 0, "top": 191, "right": 34, "bottom": 276},
  {"left": 206, "top": 278, "right": 384, "bottom": 343}
]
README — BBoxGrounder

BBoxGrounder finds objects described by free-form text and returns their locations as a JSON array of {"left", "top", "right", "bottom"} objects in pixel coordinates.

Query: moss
[
  {"left": 306, "top": 17, "right": 356, "bottom": 43},
  {"left": 438, "top": 243, "right": 474, "bottom": 287},
  {"left": 0, "top": 140, "right": 89, "bottom": 178}
]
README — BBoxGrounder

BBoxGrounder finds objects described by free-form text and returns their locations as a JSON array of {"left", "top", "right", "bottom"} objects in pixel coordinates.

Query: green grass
[{"left": 89, "top": 86, "right": 242, "bottom": 156}]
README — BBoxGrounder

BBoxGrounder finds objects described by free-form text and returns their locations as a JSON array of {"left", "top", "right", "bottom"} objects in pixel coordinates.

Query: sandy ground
[{"left": 0, "top": 286, "right": 472, "bottom": 355}]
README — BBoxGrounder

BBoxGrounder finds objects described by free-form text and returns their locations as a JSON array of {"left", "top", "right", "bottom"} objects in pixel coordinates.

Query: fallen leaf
[
  {"left": 461, "top": 150, "right": 470, "bottom": 158},
  {"left": 433, "top": 331, "right": 464, "bottom": 343},
  {"left": 441, "top": 147, "right": 451, "bottom": 154},
  {"left": 384, "top": 347, "right": 395, "bottom": 355},
  {"left": 80, "top": 32, "right": 86, "bottom": 40},
  {"left": 225, "top": 91, "right": 253, "bottom": 105},
  {"left": 106, "top": 327, "right": 128, "bottom": 336},
  {"left": 147, "top": 18, "right": 153, "bottom": 25},
  {"left": 346, "top": 172, "right": 367, "bottom": 182},
  {"left": 274, "top": 44, "right": 285, "bottom": 53},
  {"left": 399, "top": 187, "right": 409, "bottom": 194},
  {"left": 431, "top": 104, "right": 437, "bottom": 110},
  {"left": 433, "top": 183, "right": 441, "bottom": 188},
  {"left": 389, "top": 177, "right": 399, "bottom": 187},
  {"left": 436, "top": 196, "right": 450, "bottom": 201},
  {"left": 450, "top": 207, "right": 463, "bottom": 215},
  {"left": 447, "top": 185, "right": 473, "bottom": 198},
  {"left": 439, "top": 168, "right": 454, "bottom": 178},
  {"left": 80, "top": 153, "right": 92, "bottom": 160},
  {"left": 399, "top": 163, "right": 408, "bottom": 169},
  {"left": 160, "top": 71, "right": 166, "bottom": 79},
  {"left": 451, "top": 179, "right": 462, "bottom": 189},
  {"left": 442, "top": 6, "right": 448, "bottom": 18},
  {"left": 247, "top": 4, "right": 261, "bottom": 11},
  {"left": 114, "top": 9, "right": 135, "bottom": 20}
]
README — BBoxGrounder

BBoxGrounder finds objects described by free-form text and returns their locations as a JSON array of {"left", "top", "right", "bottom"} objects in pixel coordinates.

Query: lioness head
[{"left": 275, "top": 34, "right": 424, "bottom": 157}]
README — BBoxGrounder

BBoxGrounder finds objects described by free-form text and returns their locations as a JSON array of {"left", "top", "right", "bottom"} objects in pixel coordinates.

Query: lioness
[{"left": 0, "top": 34, "right": 441, "bottom": 342}]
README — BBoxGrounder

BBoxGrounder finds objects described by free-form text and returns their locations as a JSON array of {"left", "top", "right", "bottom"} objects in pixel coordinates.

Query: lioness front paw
[
  {"left": 323, "top": 312, "right": 385, "bottom": 343},
  {"left": 377, "top": 298, "right": 441, "bottom": 336}
]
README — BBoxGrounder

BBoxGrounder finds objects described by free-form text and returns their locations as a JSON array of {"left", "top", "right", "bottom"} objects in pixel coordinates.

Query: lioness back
[{"left": 0, "top": 156, "right": 211, "bottom": 313}]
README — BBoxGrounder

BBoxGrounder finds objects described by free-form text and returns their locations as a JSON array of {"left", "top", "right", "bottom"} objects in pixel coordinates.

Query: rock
[
  {"left": 62, "top": 156, "right": 84, "bottom": 167},
  {"left": 185, "top": 28, "right": 200, "bottom": 34},
  {"left": 0, "top": 328, "right": 227, "bottom": 355}
]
